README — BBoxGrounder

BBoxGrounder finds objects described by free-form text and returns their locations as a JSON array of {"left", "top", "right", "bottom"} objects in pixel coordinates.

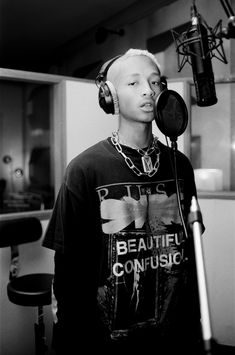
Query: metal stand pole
[
  {"left": 189, "top": 196, "right": 213, "bottom": 354},
  {"left": 35, "top": 305, "right": 47, "bottom": 355}
]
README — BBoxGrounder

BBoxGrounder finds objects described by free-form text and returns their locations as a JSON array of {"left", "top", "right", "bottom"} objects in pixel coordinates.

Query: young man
[{"left": 43, "top": 49, "right": 203, "bottom": 354}]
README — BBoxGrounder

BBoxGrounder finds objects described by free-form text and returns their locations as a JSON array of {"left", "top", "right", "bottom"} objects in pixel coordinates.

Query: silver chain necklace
[{"left": 111, "top": 131, "right": 160, "bottom": 177}]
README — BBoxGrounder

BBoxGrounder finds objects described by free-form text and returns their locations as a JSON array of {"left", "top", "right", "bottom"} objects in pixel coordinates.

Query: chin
[{"left": 141, "top": 113, "right": 155, "bottom": 122}]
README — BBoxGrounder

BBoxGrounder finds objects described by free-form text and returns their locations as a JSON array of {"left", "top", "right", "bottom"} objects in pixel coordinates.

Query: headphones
[
  {"left": 95, "top": 55, "right": 167, "bottom": 115},
  {"left": 95, "top": 55, "right": 121, "bottom": 115}
]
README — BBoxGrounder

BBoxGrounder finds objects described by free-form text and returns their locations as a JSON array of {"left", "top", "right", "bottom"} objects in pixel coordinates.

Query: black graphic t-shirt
[
  {"left": 97, "top": 179, "right": 187, "bottom": 339},
  {"left": 43, "top": 138, "right": 201, "bottom": 348}
]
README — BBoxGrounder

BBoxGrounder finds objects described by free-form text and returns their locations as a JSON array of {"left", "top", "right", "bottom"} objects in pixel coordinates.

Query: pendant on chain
[{"left": 141, "top": 154, "right": 153, "bottom": 173}]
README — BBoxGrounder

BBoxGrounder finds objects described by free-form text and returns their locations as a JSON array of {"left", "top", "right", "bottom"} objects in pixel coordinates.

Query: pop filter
[{"left": 154, "top": 89, "right": 188, "bottom": 142}]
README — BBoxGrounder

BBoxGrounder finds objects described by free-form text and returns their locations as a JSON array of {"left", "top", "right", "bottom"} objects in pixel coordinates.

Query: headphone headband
[{"left": 95, "top": 55, "right": 122, "bottom": 86}]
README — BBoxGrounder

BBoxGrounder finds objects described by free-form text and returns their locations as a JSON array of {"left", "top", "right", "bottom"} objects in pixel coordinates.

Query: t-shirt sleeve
[
  {"left": 42, "top": 179, "right": 87, "bottom": 252},
  {"left": 42, "top": 182, "right": 67, "bottom": 252}
]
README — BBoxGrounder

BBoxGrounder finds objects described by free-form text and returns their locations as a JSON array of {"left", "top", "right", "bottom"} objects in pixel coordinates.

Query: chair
[{"left": 0, "top": 217, "right": 54, "bottom": 355}]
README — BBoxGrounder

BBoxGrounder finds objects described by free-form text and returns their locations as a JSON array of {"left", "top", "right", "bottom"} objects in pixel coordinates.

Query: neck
[{"left": 118, "top": 123, "right": 153, "bottom": 149}]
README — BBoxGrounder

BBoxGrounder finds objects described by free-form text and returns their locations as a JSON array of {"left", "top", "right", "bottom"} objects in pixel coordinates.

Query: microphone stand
[
  {"left": 170, "top": 137, "right": 189, "bottom": 239},
  {"left": 170, "top": 136, "right": 214, "bottom": 353},
  {"left": 188, "top": 196, "right": 214, "bottom": 355}
]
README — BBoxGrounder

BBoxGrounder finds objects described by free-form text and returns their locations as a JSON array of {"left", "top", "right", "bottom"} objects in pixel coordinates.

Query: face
[{"left": 109, "top": 55, "right": 161, "bottom": 123}]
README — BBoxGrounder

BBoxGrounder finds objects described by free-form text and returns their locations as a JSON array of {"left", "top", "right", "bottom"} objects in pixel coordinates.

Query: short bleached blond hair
[{"left": 120, "top": 48, "right": 161, "bottom": 73}]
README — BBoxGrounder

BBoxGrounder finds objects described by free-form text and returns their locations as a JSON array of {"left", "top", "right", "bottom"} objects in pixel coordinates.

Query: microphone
[
  {"left": 172, "top": 3, "right": 227, "bottom": 107},
  {"left": 154, "top": 89, "right": 188, "bottom": 143},
  {"left": 187, "top": 5, "right": 217, "bottom": 106}
]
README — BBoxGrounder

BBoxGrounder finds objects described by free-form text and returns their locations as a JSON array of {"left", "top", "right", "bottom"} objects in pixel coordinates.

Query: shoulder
[
  {"left": 64, "top": 138, "right": 112, "bottom": 187},
  {"left": 67, "top": 139, "right": 109, "bottom": 171},
  {"left": 158, "top": 140, "right": 192, "bottom": 165},
  {"left": 158, "top": 140, "right": 195, "bottom": 181}
]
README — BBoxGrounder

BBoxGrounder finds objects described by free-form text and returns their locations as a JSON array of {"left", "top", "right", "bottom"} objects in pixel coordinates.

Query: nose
[{"left": 142, "top": 82, "right": 155, "bottom": 97}]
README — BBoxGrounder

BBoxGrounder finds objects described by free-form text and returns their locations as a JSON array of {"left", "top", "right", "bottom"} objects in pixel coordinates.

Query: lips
[
  {"left": 140, "top": 101, "right": 154, "bottom": 111},
  {"left": 140, "top": 100, "right": 154, "bottom": 107}
]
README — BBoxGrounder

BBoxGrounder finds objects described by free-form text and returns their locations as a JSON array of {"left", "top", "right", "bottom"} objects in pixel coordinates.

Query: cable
[
  {"left": 165, "top": 136, "right": 189, "bottom": 239},
  {"left": 220, "top": 0, "right": 234, "bottom": 17}
]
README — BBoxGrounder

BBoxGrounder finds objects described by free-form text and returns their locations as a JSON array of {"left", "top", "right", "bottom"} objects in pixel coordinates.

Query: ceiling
[{"left": 0, "top": 0, "right": 177, "bottom": 74}]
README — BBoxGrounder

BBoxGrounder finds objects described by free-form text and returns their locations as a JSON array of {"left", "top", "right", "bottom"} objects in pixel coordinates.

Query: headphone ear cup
[
  {"left": 160, "top": 76, "right": 168, "bottom": 91},
  {"left": 98, "top": 81, "right": 119, "bottom": 115}
]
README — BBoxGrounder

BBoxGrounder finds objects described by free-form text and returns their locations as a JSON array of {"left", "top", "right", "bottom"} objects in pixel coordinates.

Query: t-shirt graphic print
[{"left": 96, "top": 179, "right": 187, "bottom": 340}]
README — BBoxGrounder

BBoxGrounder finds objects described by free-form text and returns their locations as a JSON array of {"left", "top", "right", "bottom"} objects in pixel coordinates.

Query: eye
[{"left": 128, "top": 81, "right": 137, "bottom": 86}]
